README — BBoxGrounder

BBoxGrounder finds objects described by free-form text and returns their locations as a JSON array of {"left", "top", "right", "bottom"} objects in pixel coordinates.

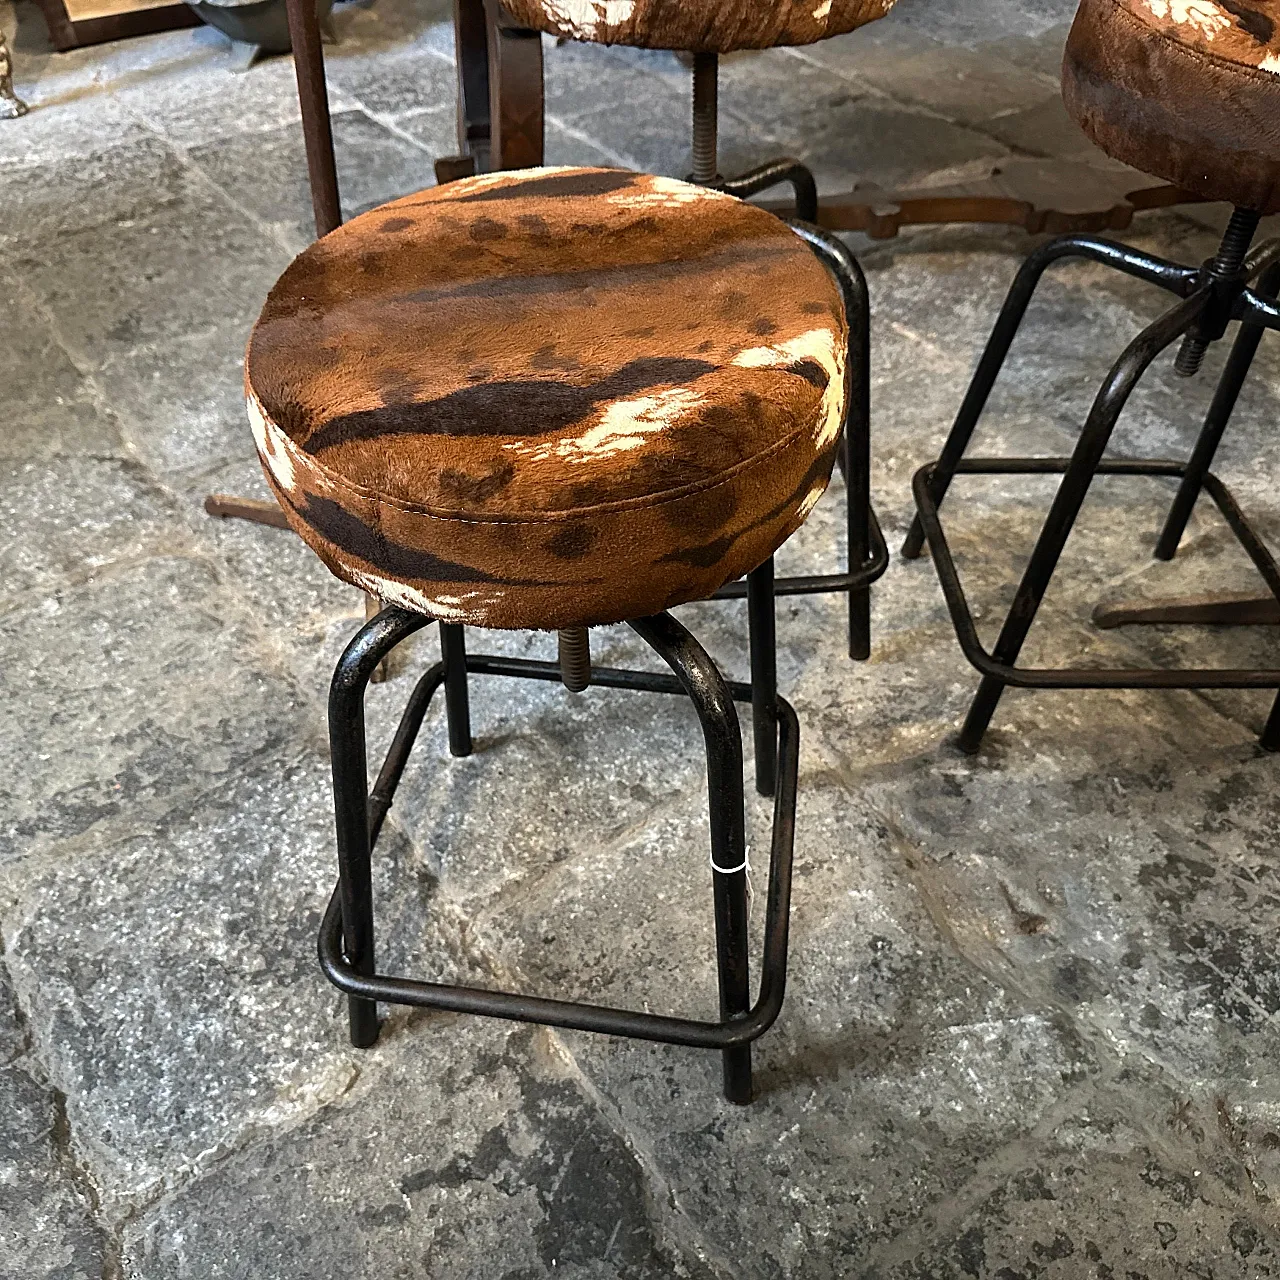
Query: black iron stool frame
[
  {"left": 902, "top": 218, "right": 1280, "bottom": 754},
  {"left": 696, "top": 77, "right": 889, "bottom": 667},
  {"left": 321, "top": 564, "right": 797, "bottom": 1105}
]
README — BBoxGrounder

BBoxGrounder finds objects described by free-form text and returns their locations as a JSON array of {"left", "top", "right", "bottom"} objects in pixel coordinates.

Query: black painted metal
[
  {"left": 328, "top": 608, "right": 434, "bottom": 1047},
  {"left": 748, "top": 558, "right": 778, "bottom": 798},
  {"left": 720, "top": 161, "right": 819, "bottom": 224},
  {"left": 1156, "top": 259, "right": 1280, "bottom": 559},
  {"left": 321, "top": 605, "right": 800, "bottom": 1104},
  {"left": 1175, "top": 208, "right": 1261, "bottom": 377},
  {"left": 439, "top": 622, "right": 473, "bottom": 758},
  {"left": 714, "top": 220, "right": 885, "bottom": 657},
  {"left": 902, "top": 234, "right": 1203, "bottom": 562},
  {"left": 908, "top": 226, "right": 1280, "bottom": 752},
  {"left": 691, "top": 50, "right": 719, "bottom": 185}
]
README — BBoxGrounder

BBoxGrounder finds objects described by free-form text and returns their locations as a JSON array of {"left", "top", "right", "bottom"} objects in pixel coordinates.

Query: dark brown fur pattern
[
  {"left": 246, "top": 168, "right": 847, "bottom": 630},
  {"left": 1064, "top": 0, "right": 1280, "bottom": 212},
  {"left": 501, "top": 0, "right": 897, "bottom": 52}
]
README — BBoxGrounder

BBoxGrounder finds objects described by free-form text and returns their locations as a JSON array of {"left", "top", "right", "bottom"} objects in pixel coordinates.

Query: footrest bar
[
  {"left": 914, "top": 458, "right": 1280, "bottom": 689},
  {"left": 320, "top": 695, "right": 800, "bottom": 1053}
]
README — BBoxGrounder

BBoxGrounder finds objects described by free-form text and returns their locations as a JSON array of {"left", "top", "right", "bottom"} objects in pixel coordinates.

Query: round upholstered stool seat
[
  {"left": 500, "top": 0, "right": 897, "bottom": 51},
  {"left": 246, "top": 167, "right": 846, "bottom": 631},
  {"left": 1064, "top": 0, "right": 1280, "bottom": 212}
]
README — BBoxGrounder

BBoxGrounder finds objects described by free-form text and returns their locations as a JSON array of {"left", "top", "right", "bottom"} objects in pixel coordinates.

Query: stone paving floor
[{"left": 4, "top": 0, "right": 1280, "bottom": 1274}]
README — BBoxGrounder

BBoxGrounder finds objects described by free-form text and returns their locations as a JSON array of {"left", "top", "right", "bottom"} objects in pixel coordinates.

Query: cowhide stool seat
[
  {"left": 248, "top": 165, "right": 871, "bottom": 1103},
  {"left": 496, "top": 0, "right": 893, "bottom": 659},
  {"left": 905, "top": 0, "right": 1280, "bottom": 753}
]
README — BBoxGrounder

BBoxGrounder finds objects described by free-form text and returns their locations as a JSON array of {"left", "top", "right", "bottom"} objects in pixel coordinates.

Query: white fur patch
[
  {"left": 607, "top": 175, "right": 728, "bottom": 211},
  {"left": 731, "top": 326, "right": 847, "bottom": 449},
  {"left": 1142, "top": 0, "right": 1231, "bottom": 39},
  {"left": 535, "top": 0, "right": 636, "bottom": 37},
  {"left": 247, "top": 394, "right": 299, "bottom": 495},
  {"left": 558, "top": 386, "right": 707, "bottom": 461},
  {"left": 1261, "top": 52, "right": 1280, "bottom": 73}
]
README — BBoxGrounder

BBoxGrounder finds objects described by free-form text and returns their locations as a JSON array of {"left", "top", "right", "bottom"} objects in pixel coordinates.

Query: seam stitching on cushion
[{"left": 1098, "top": 0, "right": 1280, "bottom": 87}]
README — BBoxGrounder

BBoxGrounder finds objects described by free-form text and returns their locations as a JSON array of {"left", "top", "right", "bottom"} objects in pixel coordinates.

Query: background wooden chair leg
[{"left": 483, "top": 0, "right": 543, "bottom": 171}]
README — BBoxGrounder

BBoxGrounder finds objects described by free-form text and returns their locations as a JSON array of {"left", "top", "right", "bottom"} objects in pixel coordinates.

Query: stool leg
[
  {"left": 748, "top": 558, "right": 778, "bottom": 798},
  {"left": 1155, "top": 260, "right": 1280, "bottom": 560},
  {"left": 702, "top": 666, "right": 753, "bottom": 1104},
  {"left": 1262, "top": 693, "right": 1280, "bottom": 752},
  {"left": 440, "top": 623, "right": 473, "bottom": 758},
  {"left": 633, "top": 612, "right": 753, "bottom": 1103},
  {"left": 958, "top": 293, "right": 1206, "bottom": 752},
  {"left": 846, "top": 248, "right": 873, "bottom": 659},
  {"left": 904, "top": 241, "right": 1115, "bottom": 561},
  {"left": 329, "top": 609, "right": 430, "bottom": 1046}
]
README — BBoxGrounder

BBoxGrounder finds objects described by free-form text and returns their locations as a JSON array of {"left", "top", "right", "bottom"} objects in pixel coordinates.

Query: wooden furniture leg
[
  {"left": 436, "top": 0, "right": 543, "bottom": 182},
  {"left": 206, "top": 0, "right": 389, "bottom": 673}
]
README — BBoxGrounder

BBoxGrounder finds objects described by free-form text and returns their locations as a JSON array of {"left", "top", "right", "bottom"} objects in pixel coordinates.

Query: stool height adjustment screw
[
  {"left": 558, "top": 627, "right": 591, "bottom": 693},
  {"left": 1175, "top": 206, "right": 1261, "bottom": 377},
  {"left": 691, "top": 51, "right": 719, "bottom": 186}
]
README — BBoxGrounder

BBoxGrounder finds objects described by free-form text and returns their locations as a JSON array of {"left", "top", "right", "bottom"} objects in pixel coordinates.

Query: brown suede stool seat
[
  {"left": 1064, "top": 0, "right": 1280, "bottom": 212},
  {"left": 500, "top": 0, "right": 897, "bottom": 51},
  {"left": 246, "top": 166, "right": 847, "bottom": 632}
]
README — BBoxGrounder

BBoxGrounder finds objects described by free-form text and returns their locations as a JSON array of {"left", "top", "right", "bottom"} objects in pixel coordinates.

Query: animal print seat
[
  {"left": 246, "top": 168, "right": 846, "bottom": 631},
  {"left": 1063, "top": 0, "right": 1280, "bottom": 212},
  {"left": 499, "top": 0, "right": 897, "bottom": 52}
]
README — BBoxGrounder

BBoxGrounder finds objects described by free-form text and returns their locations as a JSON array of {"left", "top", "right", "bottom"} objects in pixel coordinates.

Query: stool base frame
[
  {"left": 322, "top": 566, "right": 798, "bottom": 1105},
  {"left": 904, "top": 226, "right": 1280, "bottom": 753}
]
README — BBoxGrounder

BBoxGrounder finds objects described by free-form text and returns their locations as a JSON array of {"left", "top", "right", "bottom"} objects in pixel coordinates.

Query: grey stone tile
[
  {"left": 94, "top": 324, "right": 255, "bottom": 505},
  {"left": 0, "top": 287, "right": 124, "bottom": 462},
  {"left": 1, "top": 136, "right": 181, "bottom": 246},
  {"left": 122, "top": 1022, "right": 713, "bottom": 1280},
  {"left": 0, "top": 555, "right": 309, "bottom": 867},
  {"left": 84, "top": 325, "right": 360, "bottom": 675},
  {"left": 876, "top": 1073, "right": 1280, "bottom": 1278},
  {"left": 0, "top": 1062, "right": 109, "bottom": 1280},
  {"left": 543, "top": 117, "right": 630, "bottom": 170},
  {"left": 543, "top": 37, "right": 684, "bottom": 126},
  {"left": 121, "top": 45, "right": 357, "bottom": 151},
  {"left": 0, "top": 957, "right": 28, "bottom": 1066},
  {"left": 187, "top": 107, "right": 438, "bottom": 249},
  {"left": 0, "top": 455, "right": 186, "bottom": 608},
  {"left": 333, "top": 0, "right": 455, "bottom": 58},
  {"left": 978, "top": 94, "right": 1097, "bottom": 160},
  {"left": 374, "top": 102, "right": 456, "bottom": 158},
  {"left": 2, "top": 748, "right": 475, "bottom": 1209},
  {"left": 851, "top": 45, "right": 1059, "bottom": 129},
  {"left": 372, "top": 642, "right": 710, "bottom": 916},
  {"left": 477, "top": 780, "right": 1098, "bottom": 1276},
  {"left": 11, "top": 146, "right": 290, "bottom": 372},
  {"left": 885, "top": 0, "right": 1078, "bottom": 49},
  {"left": 326, "top": 43, "right": 456, "bottom": 118}
]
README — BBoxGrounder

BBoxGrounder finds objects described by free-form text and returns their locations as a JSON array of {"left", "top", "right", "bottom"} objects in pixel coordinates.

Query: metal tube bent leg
[
  {"left": 630, "top": 613, "right": 753, "bottom": 1103},
  {"left": 787, "top": 220, "right": 875, "bottom": 659},
  {"left": 440, "top": 623, "right": 473, "bottom": 758},
  {"left": 903, "top": 236, "right": 1198, "bottom": 561},
  {"left": 329, "top": 607, "right": 434, "bottom": 1046},
  {"left": 748, "top": 558, "right": 778, "bottom": 798},
  {"left": 958, "top": 292, "right": 1208, "bottom": 753},
  {"left": 1155, "top": 260, "right": 1280, "bottom": 560}
]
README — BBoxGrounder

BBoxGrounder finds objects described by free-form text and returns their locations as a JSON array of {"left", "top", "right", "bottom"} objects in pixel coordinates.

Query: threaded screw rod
[
  {"left": 691, "top": 51, "right": 719, "bottom": 185},
  {"left": 558, "top": 627, "right": 591, "bottom": 693},
  {"left": 1175, "top": 207, "right": 1261, "bottom": 377}
]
